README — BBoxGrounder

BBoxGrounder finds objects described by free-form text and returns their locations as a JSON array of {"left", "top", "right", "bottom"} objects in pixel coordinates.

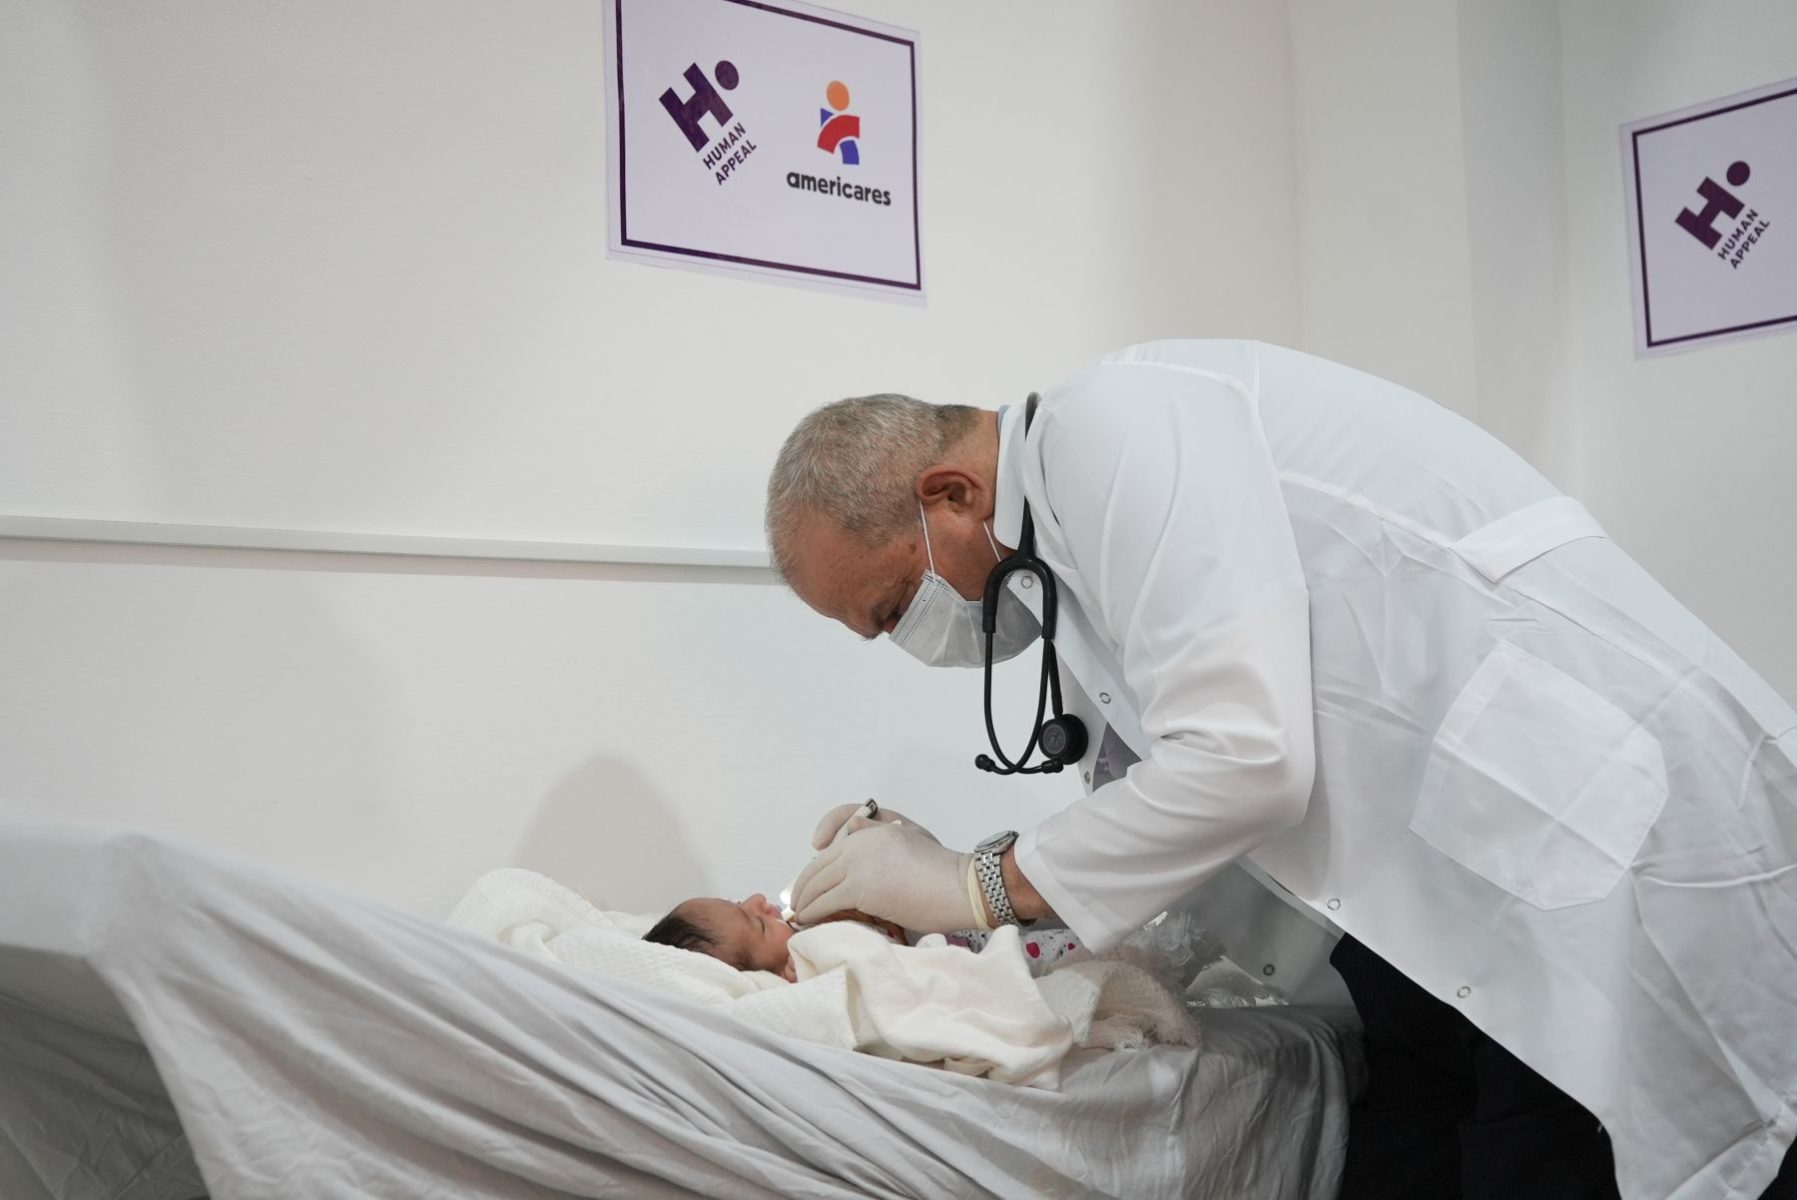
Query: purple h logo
[
  {"left": 1675, "top": 161, "right": 1751, "bottom": 249},
  {"left": 660, "top": 61, "right": 740, "bottom": 152}
]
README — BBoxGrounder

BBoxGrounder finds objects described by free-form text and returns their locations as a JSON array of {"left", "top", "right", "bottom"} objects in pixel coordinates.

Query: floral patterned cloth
[{"left": 941, "top": 926, "right": 1083, "bottom": 977}]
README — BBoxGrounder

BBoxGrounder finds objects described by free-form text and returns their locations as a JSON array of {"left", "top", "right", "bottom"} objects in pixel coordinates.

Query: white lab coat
[{"left": 999, "top": 340, "right": 1797, "bottom": 1200}]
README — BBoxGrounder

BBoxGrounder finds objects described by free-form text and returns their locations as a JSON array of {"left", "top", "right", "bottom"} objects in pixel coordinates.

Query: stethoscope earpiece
[{"left": 975, "top": 394, "right": 1090, "bottom": 778}]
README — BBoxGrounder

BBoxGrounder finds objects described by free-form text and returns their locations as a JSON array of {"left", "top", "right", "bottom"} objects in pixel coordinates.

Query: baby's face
[{"left": 676, "top": 894, "right": 797, "bottom": 979}]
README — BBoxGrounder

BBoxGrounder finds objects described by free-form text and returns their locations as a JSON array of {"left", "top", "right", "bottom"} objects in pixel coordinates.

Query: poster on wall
[
  {"left": 1621, "top": 77, "right": 1797, "bottom": 356},
  {"left": 602, "top": 0, "right": 922, "bottom": 303}
]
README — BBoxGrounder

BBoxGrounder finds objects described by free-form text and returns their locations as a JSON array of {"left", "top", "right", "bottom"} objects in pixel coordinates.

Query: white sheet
[
  {"left": 0, "top": 818, "right": 1362, "bottom": 1199},
  {"left": 447, "top": 866, "right": 1196, "bottom": 1088}
]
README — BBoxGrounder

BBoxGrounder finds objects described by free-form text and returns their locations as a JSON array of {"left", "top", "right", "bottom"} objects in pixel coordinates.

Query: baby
[
  {"left": 642, "top": 893, "right": 805, "bottom": 981},
  {"left": 644, "top": 892, "right": 1079, "bottom": 981}
]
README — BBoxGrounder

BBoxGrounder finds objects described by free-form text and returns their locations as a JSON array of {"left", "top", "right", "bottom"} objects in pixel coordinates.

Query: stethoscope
[{"left": 973, "top": 394, "right": 1090, "bottom": 776}]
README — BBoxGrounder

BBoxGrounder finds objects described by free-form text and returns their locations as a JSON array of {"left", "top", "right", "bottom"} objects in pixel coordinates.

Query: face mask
[{"left": 890, "top": 504, "right": 1041, "bottom": 669}]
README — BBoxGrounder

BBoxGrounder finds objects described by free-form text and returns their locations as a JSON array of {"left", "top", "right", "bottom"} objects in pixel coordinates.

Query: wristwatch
[{"left": 973, "top": 830, "right": 1021, "bottom": 927}]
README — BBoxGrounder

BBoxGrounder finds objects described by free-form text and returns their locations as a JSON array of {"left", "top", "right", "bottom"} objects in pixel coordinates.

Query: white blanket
[{"left": 447, "top": 868, "right": 1195, "bottom": 1088}]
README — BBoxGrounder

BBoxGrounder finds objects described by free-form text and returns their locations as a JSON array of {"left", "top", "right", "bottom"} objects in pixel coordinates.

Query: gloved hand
[
  {"left": 791, "top": 821, "right": 977, "bottom": 933},
  {"left": 808, "top": 802, "right": 940, "bottom": 850}
]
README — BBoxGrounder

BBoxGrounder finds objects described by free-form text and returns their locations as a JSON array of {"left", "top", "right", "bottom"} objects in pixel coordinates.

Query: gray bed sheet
[{"left": 0, "top": 818, "right": 1362, "bottom": 1199}]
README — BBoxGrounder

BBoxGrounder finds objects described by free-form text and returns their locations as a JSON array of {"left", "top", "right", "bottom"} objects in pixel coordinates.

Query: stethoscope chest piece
[{"left": 1036, "top": 716, "right": 1087, "bottom": 766}]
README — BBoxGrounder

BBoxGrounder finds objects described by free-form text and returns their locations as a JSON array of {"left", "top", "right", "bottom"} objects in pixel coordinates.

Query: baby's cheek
[{"left": 762, "top": 934, "right": 794, "bottom": 973}]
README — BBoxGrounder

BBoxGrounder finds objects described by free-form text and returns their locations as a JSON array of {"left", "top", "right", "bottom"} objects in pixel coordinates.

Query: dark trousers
[{"left": 1332, "top": 935, "right": 1797, "bottom": 1200}]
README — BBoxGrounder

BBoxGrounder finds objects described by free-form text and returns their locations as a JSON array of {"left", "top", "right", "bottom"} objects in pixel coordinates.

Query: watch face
[{"left": 977, "top": 831, "right": 1018, "bottom": 854}]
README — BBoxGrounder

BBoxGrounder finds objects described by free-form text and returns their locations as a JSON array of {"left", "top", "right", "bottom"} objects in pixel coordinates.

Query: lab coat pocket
[{"left": 1410, "top": 640, "right": 1668, "bottom": 910}]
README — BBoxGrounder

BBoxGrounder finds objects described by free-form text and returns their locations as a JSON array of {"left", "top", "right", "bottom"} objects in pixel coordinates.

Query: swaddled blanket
[{"left": 448, "top": 869, "right": 1196, "bottom": 1089}]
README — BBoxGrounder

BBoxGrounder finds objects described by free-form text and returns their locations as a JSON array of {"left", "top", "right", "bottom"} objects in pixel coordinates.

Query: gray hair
[{"left": 765, "top": 394, "right": 980, "bottom": 582}]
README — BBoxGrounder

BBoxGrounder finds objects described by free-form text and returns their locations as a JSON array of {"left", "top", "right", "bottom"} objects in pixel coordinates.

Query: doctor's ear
[{"left": 914, "top": 464, "right": 987, "bottom": 514}]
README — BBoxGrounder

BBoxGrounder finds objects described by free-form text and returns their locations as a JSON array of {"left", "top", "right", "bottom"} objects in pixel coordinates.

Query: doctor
[{"left": 774, "top": 341, "right": 1796, "bottom": 1200}]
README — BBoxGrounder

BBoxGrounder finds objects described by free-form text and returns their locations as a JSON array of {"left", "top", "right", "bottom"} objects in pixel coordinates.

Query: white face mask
[{"left": 890, "top": 505, "right": 1041, "bottom": 669}]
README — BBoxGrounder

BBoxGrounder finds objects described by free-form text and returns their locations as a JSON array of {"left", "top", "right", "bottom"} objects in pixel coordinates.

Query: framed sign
[
  {"left": 603, "top": 0, "right": 922, "bottom": 303},
  {"left": 1621, "top": 77, "right": 1797, "bottom": 355}
]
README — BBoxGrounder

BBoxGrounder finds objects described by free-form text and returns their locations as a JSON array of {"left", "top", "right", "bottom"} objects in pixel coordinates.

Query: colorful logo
[{"left": 817, "top": 80, "right": 860, "bottom": 165}]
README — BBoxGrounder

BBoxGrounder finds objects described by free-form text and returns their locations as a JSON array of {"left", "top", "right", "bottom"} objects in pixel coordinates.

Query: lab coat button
[
  {"left": 1456, "top": 986, "right": 1472, "bottom": 999},
  {"left": 1099, "top": 692, "right": 1111, "bottom": 704},
  {"left": 1262, "top": 964, "right": 1276, "bottom": 977},
  {"left": 1326, "top": 898, "right": 1341, "bottom": 911},
  {"left": 1021, "top": 576, "right": 1034, "bottom": 589},
  {"left": 1082, "top": 771, "right": 1091, "bottom": 784}
]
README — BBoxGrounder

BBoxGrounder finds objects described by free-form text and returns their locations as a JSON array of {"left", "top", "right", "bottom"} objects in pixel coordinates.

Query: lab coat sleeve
[{"left": 1013, "top": 359, "right": 1316, "bottom": 953}]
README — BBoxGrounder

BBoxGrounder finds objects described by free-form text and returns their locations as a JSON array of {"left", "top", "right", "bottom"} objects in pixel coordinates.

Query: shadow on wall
[{"left": 511, "top": 755, "right": 702, "bottom": 919}]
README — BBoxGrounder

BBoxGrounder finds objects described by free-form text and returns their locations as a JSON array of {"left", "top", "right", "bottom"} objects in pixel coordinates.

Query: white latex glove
[
  {"left": 808, "top": 802, "right": 940, "bottom": 850},
  {"left": 791, "top": 822, "right": 977, "bottom": 933}
]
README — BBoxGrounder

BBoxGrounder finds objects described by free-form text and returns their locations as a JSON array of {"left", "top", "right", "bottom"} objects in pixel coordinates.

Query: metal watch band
[{"left": 975, "top": 847, "right": 1019, "bottom": 928}]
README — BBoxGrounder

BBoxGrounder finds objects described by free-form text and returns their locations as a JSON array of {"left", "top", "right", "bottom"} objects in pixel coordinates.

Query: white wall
[
  {"left": 0, "top": 539, "right": 1065, "bottom": 918},
  {"left": 1288, "top": 1, "right": 1484, "bottom": 424},
  {"left": 1556, "top": 0, "right": 1797, "bottom": 698},
  {"left": 0, "top": 1, "right": 1302, "bottom": 915},
  {"left": 1289, "top": 0, "right": 1797, "bottom": 701},
  {"left": 1287, "top": 0, "right": 1576, "bottom": 482},
  {"left": 0, "top": 0, "right": 1299, "bottom": 552}
]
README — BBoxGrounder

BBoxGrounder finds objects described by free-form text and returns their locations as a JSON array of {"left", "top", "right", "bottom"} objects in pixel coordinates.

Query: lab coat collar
[{"left": 993, "top": 402, "right": 1026, "bottom": 551}]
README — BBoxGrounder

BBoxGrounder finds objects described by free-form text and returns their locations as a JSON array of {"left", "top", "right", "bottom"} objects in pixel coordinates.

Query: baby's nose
[{"left": 744, "top": 892, "right": 769, "bottom": 911}]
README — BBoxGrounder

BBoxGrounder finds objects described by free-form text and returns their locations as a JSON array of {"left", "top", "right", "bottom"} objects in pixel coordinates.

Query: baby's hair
[
  {"left": 643, "top": 912, "right": 715, "bottom": 953},
  {"left": 643, "top": 906, "right": 749, "bottom": 971}
]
